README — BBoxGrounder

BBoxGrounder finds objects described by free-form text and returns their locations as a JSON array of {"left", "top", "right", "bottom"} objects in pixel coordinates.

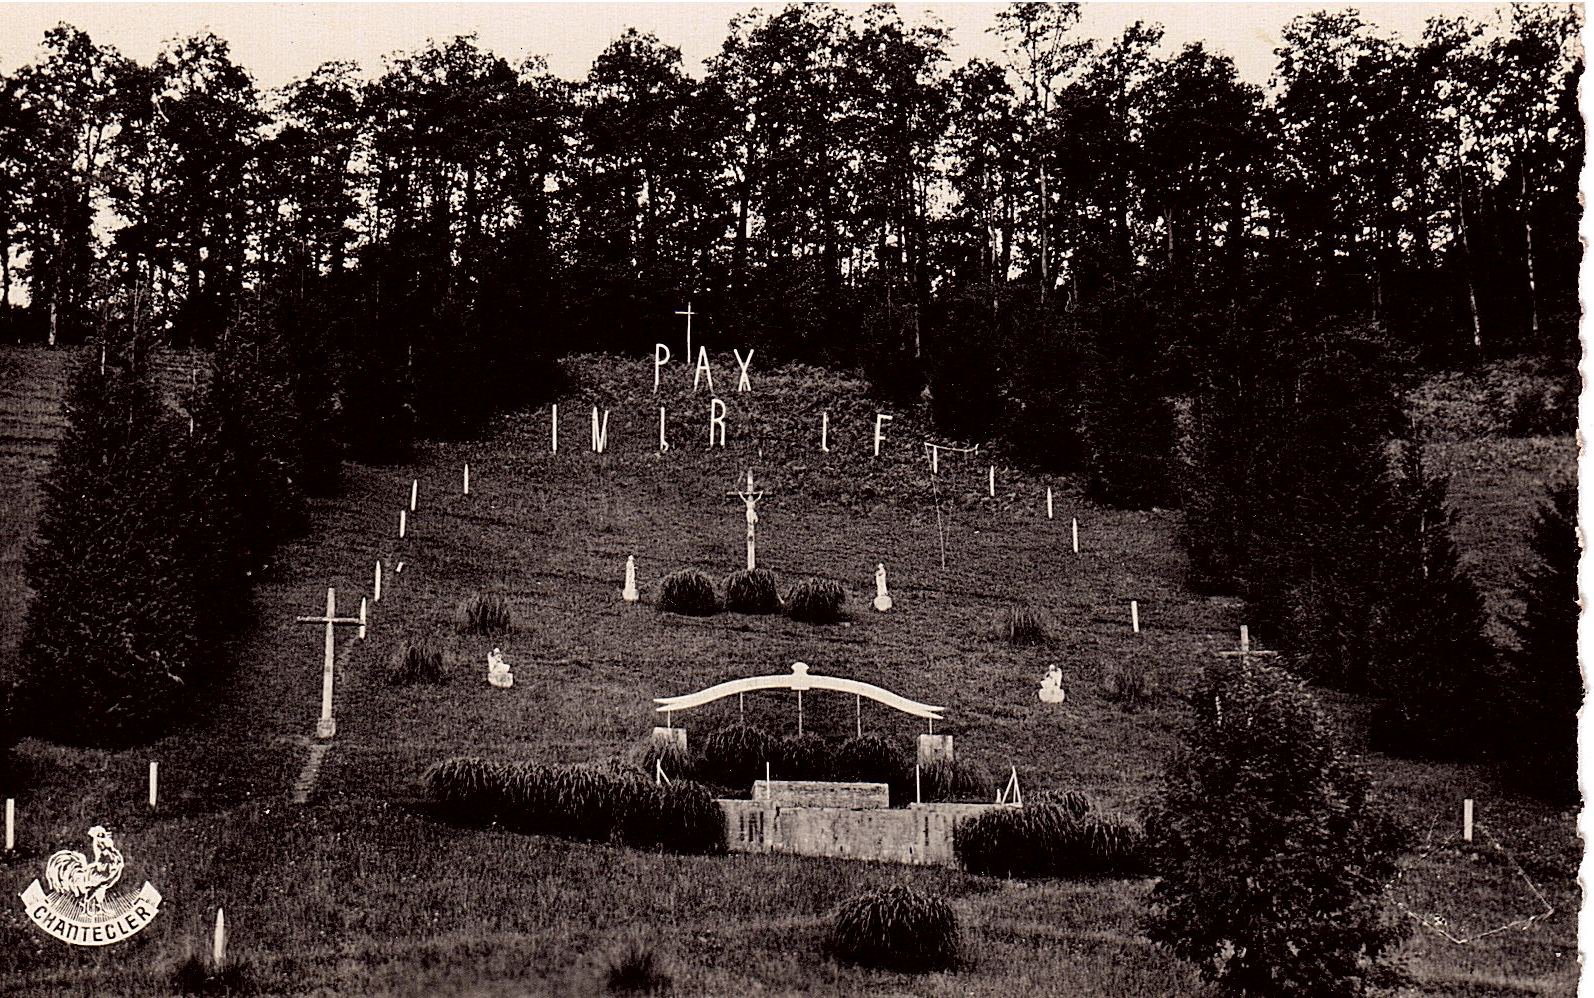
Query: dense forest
[{"left": 0, "top": 4, "right": 1581, "bottom": 798}]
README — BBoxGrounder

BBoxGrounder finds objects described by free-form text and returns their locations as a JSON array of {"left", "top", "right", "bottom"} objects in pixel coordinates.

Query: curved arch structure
[{"left": 655, "top": 662, "right": 944, "bottom": 722}]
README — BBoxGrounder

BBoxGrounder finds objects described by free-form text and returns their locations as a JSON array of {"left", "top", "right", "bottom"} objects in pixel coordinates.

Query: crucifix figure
[
  {"left": 295, "top": 587, "right": 366, "bottom": 740},
  {"left": 726, "top": 469, "right": 766, "bottom": 570},
  {"left": 675, "top": 301, "right": 696, "bottom": 361}
]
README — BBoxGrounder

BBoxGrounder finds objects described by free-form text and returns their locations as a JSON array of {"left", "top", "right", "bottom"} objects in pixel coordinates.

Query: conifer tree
[
  {"left": 1366, "top": 445, "right": 1496, "bottom": 758},
  {"left": 1147, "top": 662, "right": 1409, "bottom": 996},
  {"left": 1502, "top": 480, "right": 1579, "bottom": 801},
  {"left": 16, "top": 353, "right": 202, "bottom": 744}
]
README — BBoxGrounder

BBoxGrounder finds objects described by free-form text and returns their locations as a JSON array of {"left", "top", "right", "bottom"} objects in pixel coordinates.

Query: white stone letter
[
  {"left": 734, "top": 348, "right": 754, "bottom": 393},
  {"left": 693, "top": 346, "right": 715, "bottom": 393},
  {"left": 591, "top": 406, "right": 609, "bottom": 453},
  {"left": 874, "top": 413, "right": 892, "bottom": 457},
  {"left": 659, "top": 407, "right": 670, "bottom": 452},
  {"left": 709, "top": 397, "right": 727, "bottom": 448},
  {"left": 653, "top": 344, "right": 671, "bottom": 392}
]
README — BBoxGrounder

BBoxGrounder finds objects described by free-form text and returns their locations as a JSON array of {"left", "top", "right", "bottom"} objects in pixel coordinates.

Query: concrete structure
[
  {"left": 917, "top": 733, "right": 954, "bottom": 767},
  {"left": 752, "top": 780, "right": 889, "bottom": 809},
  {"left": 720, "top": 781, "right": 1007, "bottom": 867}
]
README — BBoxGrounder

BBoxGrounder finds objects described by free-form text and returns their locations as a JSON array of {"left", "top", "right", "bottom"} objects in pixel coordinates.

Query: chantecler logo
[{"left": 19, "top": 825, "right": 162, "bottom": 947}]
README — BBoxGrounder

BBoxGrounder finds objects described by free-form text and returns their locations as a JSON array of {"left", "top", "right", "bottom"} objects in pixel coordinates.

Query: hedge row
[
  {"left": 953, "top": 793, "right": 1148, "bottom": 878},
  {"left": 423, "top": 757, "right": 726, "bottom": 855},
  {"left": 656, "top": 568, "right": 846, "bottom": 623}
]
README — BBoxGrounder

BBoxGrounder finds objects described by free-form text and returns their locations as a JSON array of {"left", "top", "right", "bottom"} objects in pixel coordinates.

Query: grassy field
[{"left": 0, "top": 346, "right": 1578, "bottom": 997}]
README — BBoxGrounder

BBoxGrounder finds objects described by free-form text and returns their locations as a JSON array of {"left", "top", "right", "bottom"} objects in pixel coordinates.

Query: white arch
[{"left": 654, "top": 662, "right": 945, "bottom": 721}]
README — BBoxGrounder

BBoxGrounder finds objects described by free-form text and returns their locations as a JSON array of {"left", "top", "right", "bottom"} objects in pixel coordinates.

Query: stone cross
[
  {"left": 726, "top": 470, "right": 766, "bottom": 570},
  {"left": 675, "top": 301, "right": 696, "bottom": 361},
  {"left": 1217, "top": 625, "right": 1278, "bottom": 668},
  {"left": 295, "top": 587, "right": 366, "bottom": 739}
]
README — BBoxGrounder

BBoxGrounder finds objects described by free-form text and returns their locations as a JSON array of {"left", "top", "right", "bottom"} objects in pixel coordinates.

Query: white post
[
  {"left": 212, "top": 908, "right": 227, "bottom": 969},
  {"left": 374, "top": 560, "right": 383, "bottom": 603},
  {"left": 1072, "top": 517, "right": 1079, "bottom": 554},
  {"left": 398, "top": 510, "right": 407, "bottom": 539},
  {"left": 409, "top": 479, "right": 418, "bottom": 513},
  {"left": 1047, "top": 487, "right": 1054, "bottom": 519},
  {"left": 3, "top": 798, "right": 11, "bottom": 851},
  {"left": 988, "top": 465, "right": 996, "bottom": 497},
  {"left": 318, "top": 588, "right": 336, "bottom": 739},
  {"left": 1131, "top": 600, "right": 1140, "bottom": 634},
  {"left": 820, "top": 411, "right": 829, "bottom": 452},
  {"left": 358, "top": 597, "right": 368, "bottom": 640},
  {"left": 551, "top": 405, "right": 558, "bottom": 452},
  {"left": 148, "top": 761, "right": 158, "bottom": 811},
  {"left": 659, "top": 407, "right": 669, "bottom": 453},
  {"left": 463, "top": 463, "right": 470, "bottom": 496},
  {"left": 930, "top": 446, "right": 939, "bottom": 475},
  {"left": 1463, "top": 798, "right": 1474, "bottom": 842},
  {"left": 915, "top": 764, "right": 922, "bottom": 804}
]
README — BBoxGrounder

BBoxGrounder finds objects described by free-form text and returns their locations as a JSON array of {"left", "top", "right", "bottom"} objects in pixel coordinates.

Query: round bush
[
  {"left": 724, "top": 568, "right": 781, "bottom": 614},
  {"left": 1102, "top": 658, "right": 1155, "bottom": 710},
  {"left": 458, "top": 592, "right": 513, "bottom": 635},
  {"left": 657, "top": 569, "right": 720, "bottom": 616},
  {"left": 786, "top": 577, "right": 845, "bottom": 624},
  {"left": 388, "top": 637, "right": 448, "bottom": 685},
  {"left": 829, "top": 885, "right": 961, "bottom": 972},
  {"left": 691, "top": 723, "right": 776, "bottom": 792}
]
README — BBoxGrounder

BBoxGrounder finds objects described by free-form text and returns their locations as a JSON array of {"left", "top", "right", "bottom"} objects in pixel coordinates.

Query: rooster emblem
[{"left": 44, "top": 826, "right": 125, "bottom": 914}]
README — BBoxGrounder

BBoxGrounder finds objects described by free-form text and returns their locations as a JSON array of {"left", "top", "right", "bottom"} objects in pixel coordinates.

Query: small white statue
[
  {"left": 487, "top": 647, "right": 513, "bottom": 688},
  {"left": 873, "top": 562, "right": 893, "bottom": 612},
  {"left": 622, "top": 555, "right": 639, "bottom": 603},
  {"left": 1038, "top": 665, "right": 1066, "bottom": 704}
]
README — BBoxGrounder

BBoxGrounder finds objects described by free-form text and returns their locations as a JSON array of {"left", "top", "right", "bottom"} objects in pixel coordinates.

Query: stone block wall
[{"left": 718, "top": 798, "right": 1011, "bottom": 867}]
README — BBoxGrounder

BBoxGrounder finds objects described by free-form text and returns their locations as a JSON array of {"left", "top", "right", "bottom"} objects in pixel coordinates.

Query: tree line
[{"left": 0, "top": 5, "right": 1579, "bottom": 799}]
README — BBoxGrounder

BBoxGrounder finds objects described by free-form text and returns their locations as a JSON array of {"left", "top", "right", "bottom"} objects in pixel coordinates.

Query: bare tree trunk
[{"left": 1456, "top": 160, "right": 1482, "bottom": 351}]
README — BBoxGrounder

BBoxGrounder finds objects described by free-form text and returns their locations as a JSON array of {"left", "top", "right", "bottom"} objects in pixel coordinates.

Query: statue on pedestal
[
  {"left": 487, "top": 647, "right": 514, "bottom": 689},
  {"left": 1038, "top": 665, "right": 1066, "bottom": 704},
  {"left": 873, "top": 563, "right": 893, "bottom": 612}
]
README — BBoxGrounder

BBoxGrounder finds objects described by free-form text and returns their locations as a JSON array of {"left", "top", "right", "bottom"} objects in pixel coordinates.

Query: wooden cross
[
  {"left": 1217, "top": 625, "right": 1278, "bottom": 668},
  {"left": 726, "top": 469, "right": 767, "bottom": 570},
  {"left": 675, "top": 301, "right": 697, "bottom": 360},
  {"left": 295, "top": 587, "right": 366, "bottom": 739}
]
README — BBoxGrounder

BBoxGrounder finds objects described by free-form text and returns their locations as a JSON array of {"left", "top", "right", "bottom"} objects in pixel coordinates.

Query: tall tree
[{"left": 1147, "top": 662, "right": 1410, "bottom": 995}]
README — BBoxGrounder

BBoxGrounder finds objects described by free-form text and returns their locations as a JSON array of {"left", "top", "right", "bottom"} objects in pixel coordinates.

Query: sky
[{"left": 0, "top": 3, "right": 1525, "bottom": 90}]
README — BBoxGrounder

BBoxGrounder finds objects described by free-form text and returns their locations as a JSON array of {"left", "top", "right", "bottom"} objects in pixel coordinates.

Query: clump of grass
[
  {"left": 691, "top": 723, "right": 776, "bottom": 792},
  {"left": 829, "top": 885, "right": 961, "bottom": 972},
  {"left": 657, "top": 569, "right": 720, "bottom": 616},
  {"left": 387, "top": 636, "right": 448, "bottom": 685},
  {"left": 954, "top": 797, "right": 1148, "bottom": 878},
  {"left": 920, "top": 758, "right": 993, "bottom": 802},
  {"left": 458, "top": 591, "right": 513, "bottom": 635},
  {"left": 786, "top": 577, "right": 845, "bottom": 623},
  {"left": 835, "top": 734, "right": 912, "bottom": 804},
  {"left": 422, "top": 757, "right": 726, "bottom": 854},
  {"left": 995, "top": 603, "right": 1051, "bottom": 645},
  {"left": 1102, "top": 658, "right": 1155, "bottom": 710},
  {"left": 723, "top": 568, "right": 781, "bottom": 614},
  {"left": 604, "top": 935, "right": 672, "bottom": 995},
  {"left": 773, "top": 732, "right": 833, "bottom": 780},
  {"left": 172, "top": 950, "right": 257, "bottom": 996}
]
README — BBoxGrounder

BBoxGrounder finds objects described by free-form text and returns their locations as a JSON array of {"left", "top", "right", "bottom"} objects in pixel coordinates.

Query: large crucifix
[
  {"left": 726, "top": 469, "right": 767, "bottom": 570},
  {"left": 296, "top": 587, "right": 366, "bottom": 740}
]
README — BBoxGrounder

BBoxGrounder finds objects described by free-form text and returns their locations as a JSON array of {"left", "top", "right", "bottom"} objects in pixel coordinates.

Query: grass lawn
[{"left": 0, "top": 347, "right": 1578, "bottom": 996}]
